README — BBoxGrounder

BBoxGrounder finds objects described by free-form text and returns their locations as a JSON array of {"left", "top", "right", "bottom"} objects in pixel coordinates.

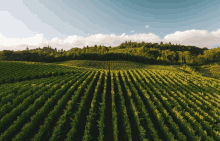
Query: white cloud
[
  {"left": 0, "top": 29, "right": 220, "bottom": 52},
  {"left": 0, "top": 32, "right": 160, "bottom": 51},
  {"left": 145, "top": 25, "right": 150, "bottom": 28},
  {"left": 121, "top": 33, "right": 126, "bottom": 36},
  {"left": 130, "top": 30, "right": 135, "bottom": 33},
  {"left": 162, "top": 29, "right": 220, "bottom": 47},
  {"left": 211, "top": 29, "right": 220, "bottom": 37}
]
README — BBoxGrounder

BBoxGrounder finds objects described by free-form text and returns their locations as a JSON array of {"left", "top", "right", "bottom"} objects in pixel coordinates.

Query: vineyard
[
  {"left": 52, "top": 60, "right": 149, "bottom": 70},
  {"left": 1, "top": 60, "right": 220, "bottom": 141},
  {"left": 200, "top": 63, "right": 220, "bottom": 79}
]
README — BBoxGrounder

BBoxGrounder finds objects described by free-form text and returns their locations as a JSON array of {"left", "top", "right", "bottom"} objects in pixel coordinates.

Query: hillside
[
  {"left": 1, "top": 60, "right": 220, "bottom": 141},
  {"left": 1, "top": 41, "right": 219, "bottom": 68}
]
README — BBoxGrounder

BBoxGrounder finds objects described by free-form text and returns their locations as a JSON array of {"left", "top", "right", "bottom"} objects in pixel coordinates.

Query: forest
[{"left": 0, "top": 41, "right": 219, "bottom": 66}]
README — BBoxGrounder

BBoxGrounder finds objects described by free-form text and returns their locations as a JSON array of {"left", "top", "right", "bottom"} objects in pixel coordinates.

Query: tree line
[{"left": 0, "top": 41, "right": 219, "bottom": 66}]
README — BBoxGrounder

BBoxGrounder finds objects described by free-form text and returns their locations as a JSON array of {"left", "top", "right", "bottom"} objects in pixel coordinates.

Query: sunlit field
[{"left": 1, "top": 60, "right": 220, "bottom": 141}]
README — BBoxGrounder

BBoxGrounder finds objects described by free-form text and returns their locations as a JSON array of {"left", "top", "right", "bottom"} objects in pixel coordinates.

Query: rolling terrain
[{"left": 1, "top": 60, "right": 220, "bottom": 141}]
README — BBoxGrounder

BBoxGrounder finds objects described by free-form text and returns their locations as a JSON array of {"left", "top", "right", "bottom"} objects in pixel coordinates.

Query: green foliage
[
  {"left": 1, "top": 61, "right": 220, "bottom": 140},
  {"left": 51, "top": 60, "right": 149, "bottom": 70},
  {"left": 202, "top": 63, "right": 220, "bottom": 79},
  {"left": 1, "top": 41, "right": 218, "bottom": 67},
  {"left": 0, "top": 61, "right": 81, "bottom": 84},
  {"left": 179, "top": 64, "right": 203, "bottom": 76}
]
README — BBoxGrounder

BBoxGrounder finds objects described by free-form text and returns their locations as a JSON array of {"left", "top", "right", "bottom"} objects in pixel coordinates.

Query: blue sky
[{"left": 0, "top": 0, "right": 220, "bottom": 51}]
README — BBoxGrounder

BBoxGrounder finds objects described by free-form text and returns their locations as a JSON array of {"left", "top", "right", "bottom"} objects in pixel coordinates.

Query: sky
[{"left": 0, "top": 0, "right": 220, "bottom": 52}]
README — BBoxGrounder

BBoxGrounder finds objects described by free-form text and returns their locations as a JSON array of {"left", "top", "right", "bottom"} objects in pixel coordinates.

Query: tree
[
  {"left": 161, "top": 50, "right": 170, "bottom": 61},
  {"left": 133, "top": 42, "right": 137, "bottom": 48},
  {"left": 141, "top": 41, "right": 145, "bottom": 47},
  {"left": 183, "top": 51, "right": 193, "bottom": 64},
  {"left": 65, "top": 52, "right": 72, "bottom": 59},
  {"left": 177, "top": 51, "right": 184, "bottom": 64},
  {"left": 203, "top": 50, "right": 210, "bottom": 63},
  {"left": 101, "top": 46, "right": 107, "bottom": 54},
  {"left": 195, "top": 54, "right": 205, "bottom": 65},
  {"left": 169, "top": 51, "right": 176, "bottom": 62},
  {"left": 97, "top": 45, "right": 102, "bottom": 52},
  {"left": 119, "top": 43, "right": 124, "bottom": 49},
  {"left": 125, "top": 41, "right": 128, "bottom": 46},
  {"left": 129, "top": 40, "right": 132, "bottom": 45}
]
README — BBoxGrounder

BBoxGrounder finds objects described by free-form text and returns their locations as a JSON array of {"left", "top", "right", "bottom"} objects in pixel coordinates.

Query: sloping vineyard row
[
  {"left": 0, "top": 71, "right": 90, "bottom": 140},
  {"left": 0, "top": 72, "right": 81, "bottom": 118},
  {"left": 1, "top": 69, "right": 220, "bottom": 140},
  {"left": 206, "top": 64, "right": 220, "bottom": 79},
  {"left": 137, "top": 69, "right": 215, "bottom": 140},
  {"left": 0, "top": 61, "right": 82, "bottom": 84},
  {"left": 0, "top": 72, "right": 76, "bottom": 98},
  {"left": 53, "top": 60, "right": 148, "bottom": 70},
  {"left": 0, "top": 72, "right": 82, "bottom": 125},
  {"left": 32, "top": 71, "right": 98, "bottom": 141}
]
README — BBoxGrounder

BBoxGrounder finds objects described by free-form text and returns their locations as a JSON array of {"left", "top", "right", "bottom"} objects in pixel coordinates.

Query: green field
[{"left": 1, "top": 60, "right": 220, "bottom": 141}]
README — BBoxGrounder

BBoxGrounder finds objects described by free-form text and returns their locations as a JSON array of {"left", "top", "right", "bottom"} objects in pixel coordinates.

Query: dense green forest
[{"left": 0, "top": 41, "right": 219, "bottom": 66}]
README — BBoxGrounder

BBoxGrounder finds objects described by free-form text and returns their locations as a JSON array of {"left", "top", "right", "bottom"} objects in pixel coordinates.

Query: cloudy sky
[{"left": 0, "top": 0, "right": 220, "bottom": 51}]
